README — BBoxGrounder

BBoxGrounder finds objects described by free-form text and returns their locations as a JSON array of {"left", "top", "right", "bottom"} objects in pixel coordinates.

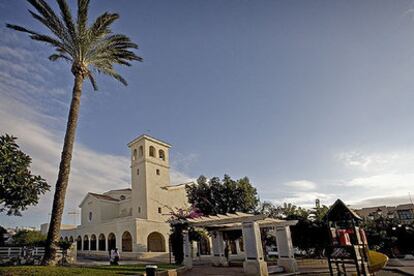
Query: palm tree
[{"left": 7, "top": 0, "right": 142, "bottom": 265}]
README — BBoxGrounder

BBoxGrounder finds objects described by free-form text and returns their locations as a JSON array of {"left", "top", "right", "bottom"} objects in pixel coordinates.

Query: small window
[
  {"left": 138, "top": 207, "right": 141, "bottom": 213},
  {"left": 137, "top": 169, "right": 139, "bottom": 175},
  {"left": 132, "top": 149, "right": 137, "bottom": 161},
  {"left": 139, "top": 145, "right": 144, "bottom": 157},
  {"left": 159, "top": 150, "right": 165, "bottom": 161},
  {"left": 120, "top": 195, "right": 126, "bottom": 200},
  {"left": 156, "top": 169, "right": 160, "bottom": 175},
  {"left": 149, "top": 146, "right": 155, "bottom": 157},
  {"left": 158, "top": 207, "right": 162, "bottom": 214},
  {"left": 89, "top": 211, "right": 92, "bottom": 221}
]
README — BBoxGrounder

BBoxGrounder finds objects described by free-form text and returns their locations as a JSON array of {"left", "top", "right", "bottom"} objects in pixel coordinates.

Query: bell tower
[{"left": 128, "top": 134, "right": 171, "bottom": 220}]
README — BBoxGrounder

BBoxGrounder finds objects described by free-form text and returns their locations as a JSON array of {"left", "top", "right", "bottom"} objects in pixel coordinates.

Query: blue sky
[{"left": 1, "top": 0, "right": 414, "bottom": 228}]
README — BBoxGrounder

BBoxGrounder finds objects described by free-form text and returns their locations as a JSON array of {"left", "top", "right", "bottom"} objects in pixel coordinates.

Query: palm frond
[
  {"left": 56, "top": 0, "right": 77, "bottom": 43},
  {"left": 88, "top": 12, "right": 119, "bottom": 42},
  {"left": 30, "top": 33, "right": 65, "bottom": 48},
  {"left": 49, "top": 53, "right": 72, "bottom": 62},
  {"left": 77, "top": 0, "right": 90, "bottom": 36},
  {"left": 8, "top": 0, "right": 142, "bottom": 90},
  {"left": 5, "top": 24, "right": 37, "bottom": 35},
  {"left": 87, "top": 71, "right": 98, "bottom": 91},
  {"left": 94, "top": 66, "right": 128, "bottom": 86},
  {"left": 27, "top": 0, "right": 67, "bottom": 41}
]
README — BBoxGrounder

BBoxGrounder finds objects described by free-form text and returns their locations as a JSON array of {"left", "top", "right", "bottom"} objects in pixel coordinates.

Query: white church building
[{"left": 43, "top": 134, "right": 190, "bottom": 261}]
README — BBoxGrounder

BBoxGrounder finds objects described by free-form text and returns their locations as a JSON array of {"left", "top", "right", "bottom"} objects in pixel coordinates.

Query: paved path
[
  {"left": 182, "top": 264, "right": 409, "bottom": 276},
  {"left": 183, "top": 266, "right": 245, "bottom": 276}
]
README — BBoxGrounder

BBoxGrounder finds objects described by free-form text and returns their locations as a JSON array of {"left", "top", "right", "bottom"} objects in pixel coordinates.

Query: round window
[{"left": 120, "top": 195, "right": 126, "bottom": 200}]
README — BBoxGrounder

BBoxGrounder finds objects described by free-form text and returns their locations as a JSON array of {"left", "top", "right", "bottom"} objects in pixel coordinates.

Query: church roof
[
  {"left": 127, "top": 134, "right": 171, "bottom": 148},
  {"left": 106, "top": 188, "right": 132, "bottom": 192},
  {"left": 89, "top": 193, "right": 120, "bottom": 202},
  {"left": 161, "top": 181, "right": 195, "bottom": 190},
  {"left": 79, "top": 192, "right": 120, "bottom": 207}
]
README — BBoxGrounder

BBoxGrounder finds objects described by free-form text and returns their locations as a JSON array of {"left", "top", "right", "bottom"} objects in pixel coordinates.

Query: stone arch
[
  {"left": 149, "top": 146, "right": 155, "bottom": 157},
  {"left": 83, "top": 235, "right": 89, "bottom": 250},
  {"left": 139, "top": 145, "right": 144, "bottom": 157},
  {"left": 108, "top": 232, "right": 116, "bottom": 251},
  {"left": 64, "top": 237, "right": 68, "bottom": 242},
  {"left": 147, "top": 232, "right": 166, "bottom": 252},
  {"left": 98, "top": 233, "right": 106, "bottom": 251},
  {"left": 69, "top": 236, "right": 74, "bottom": 243},
  {"left": 76, "top": 236, "right": 82, "bottom": 250},
  {"left": 90, "top": 234, "right": 97, "bottom": 251},
  {"left": 122, "top": 231, "right": 133, "bottom": 252}
]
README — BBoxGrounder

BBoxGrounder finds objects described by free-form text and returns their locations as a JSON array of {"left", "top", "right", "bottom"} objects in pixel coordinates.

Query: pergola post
[
  {"left": 241, "top": 221, "right": 268, "bottom": 276},
  {"left": 211, "top": 230, "right": 228, "bottom": 266},
  {"left": 275, "top": 225, "right": 297, "bottom": 273},
  {"left": 235, "top": 239, "right": 241, "bottom": 255},
  {"left": 183, "top": 230, "right": 193, "bottom": 268}
]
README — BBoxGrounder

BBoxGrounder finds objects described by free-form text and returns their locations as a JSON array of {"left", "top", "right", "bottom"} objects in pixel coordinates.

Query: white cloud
[
  {"left": 334, "top": 150, "right": 414, "bottom": 206},
  {"left": 284, "top": 180, "right": 316, "bottom": 191},
  {"left": 273, "top": 192, "right": 336, "bottom": 208}
]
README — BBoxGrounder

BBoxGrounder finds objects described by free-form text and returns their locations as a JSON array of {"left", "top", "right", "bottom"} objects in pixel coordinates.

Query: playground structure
[{"left": 325, "top": 199, "right": 388, "bottom": 275}]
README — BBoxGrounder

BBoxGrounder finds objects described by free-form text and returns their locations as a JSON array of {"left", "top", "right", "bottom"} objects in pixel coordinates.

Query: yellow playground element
[{"left": 368, "top": 250, "right": 389, "bottom": 273}]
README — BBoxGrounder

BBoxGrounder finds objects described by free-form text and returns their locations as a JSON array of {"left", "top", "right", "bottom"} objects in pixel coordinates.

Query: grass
[{"left": 0, "top": 264, "right": 179, "bottom": 276}]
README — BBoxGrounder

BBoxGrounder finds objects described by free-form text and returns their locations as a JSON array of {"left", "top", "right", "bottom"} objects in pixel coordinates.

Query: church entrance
[
  {"left": 122, "top": 231, "right": 133, "bottom": 252},
  {"left": 147, "top": 232, "right": 165, "bottom": 252}
]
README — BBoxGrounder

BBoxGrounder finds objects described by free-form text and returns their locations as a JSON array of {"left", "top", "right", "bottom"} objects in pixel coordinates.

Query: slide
[{"left": 368, "top": 250, "right": 389, "bottom": 273}]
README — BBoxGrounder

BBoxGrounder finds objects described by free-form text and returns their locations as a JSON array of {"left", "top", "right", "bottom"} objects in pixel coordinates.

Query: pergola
[{"left": 182, "top": 212, "right": 298, "bottom": 276}]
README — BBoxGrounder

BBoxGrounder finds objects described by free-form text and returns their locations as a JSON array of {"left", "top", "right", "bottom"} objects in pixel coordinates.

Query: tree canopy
[
  {"left": 186, "top": 175, "right": 259, "bottom": 216},
  {"left": 12, "top": 230, "right": 47, "bottom": 247},
  {"left": 0, "top": 134, "right": 49, "bottom": 216}
]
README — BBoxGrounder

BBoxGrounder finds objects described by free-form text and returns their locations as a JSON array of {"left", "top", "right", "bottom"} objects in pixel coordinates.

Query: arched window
[
  {"left": 76, "top": 236, "right": 82, "bottom": 250},
  {"left": 132, "top": 149, "right": 137, "bottom": 161},
  {"left": 139, "top": 146, "right": 144, "bottom": 157},
  {"left": 64, "top": 237, "right": 68, "bottom": 242},
  {"left": 108, "top": 233, "right": 116, "bottom": 251},
  {"left": 69, "top": 236, "right": 74, "bottom": 243},
  {"left": 89, "top": 211, "right": 92, "bottom": 221},
  {"left": 90, "top": 234, "right": 97, "bottom": 251},
  {"left": 122, "top": 231, "right": 133, "bottom": 252},
  {"left": 149, "top": 146, "right": 155, "bottom": 157},
  {"left": 83, "top": 235, "right": 89, "bottom": 250},
  {"left": 147, "top": 232, "right": 166, "bottom": 252},
  {"left": 159, "top": 150, "right": 165, "bottom": 161},
  {"left": 98, "top": 234, "right": 106, "bottom": 251}
]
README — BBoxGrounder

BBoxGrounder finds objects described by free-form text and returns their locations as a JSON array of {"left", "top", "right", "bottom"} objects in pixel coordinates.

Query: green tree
[
  {"left": 186, "top": 175, "right": 259, "bottom": 216},
  {"left": 7, "top": 0, "right": 142, "bottom": 265},
  {"left": 12, "top": 230, "right": 47, "bottom": 247},
  {"left": 0, "top": 134, "right": 49, "bottom": 216}
]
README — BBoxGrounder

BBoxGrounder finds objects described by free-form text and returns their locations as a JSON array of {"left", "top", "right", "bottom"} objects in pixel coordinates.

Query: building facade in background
[
  {"left": 355, "top": 203, "right": 414, "bottom": 224},
  {"left": 41, "top": 135, "right": 190, "bottom": 261}
]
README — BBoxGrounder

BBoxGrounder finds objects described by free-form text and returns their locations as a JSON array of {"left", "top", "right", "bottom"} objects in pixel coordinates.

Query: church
[{"left": 54, "top": 134, "right": 191, "bottom": 261}]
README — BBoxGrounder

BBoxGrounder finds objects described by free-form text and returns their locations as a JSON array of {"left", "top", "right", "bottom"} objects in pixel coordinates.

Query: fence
[
  {"left": 0, "top": 247, "right": 74, "bottom": 265},
  {"left": 0, "top": 247, "right": 45, "bottom": 258}
]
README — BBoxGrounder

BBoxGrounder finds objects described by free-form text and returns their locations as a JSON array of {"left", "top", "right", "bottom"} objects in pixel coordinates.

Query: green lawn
[{"left": 0, "top": 264, "right": 179, "bottom": 276}]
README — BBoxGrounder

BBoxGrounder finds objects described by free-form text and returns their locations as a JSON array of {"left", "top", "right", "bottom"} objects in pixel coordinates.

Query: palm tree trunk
[{"left": 42, "top": 73, "right": 84, "bottom": 265}]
